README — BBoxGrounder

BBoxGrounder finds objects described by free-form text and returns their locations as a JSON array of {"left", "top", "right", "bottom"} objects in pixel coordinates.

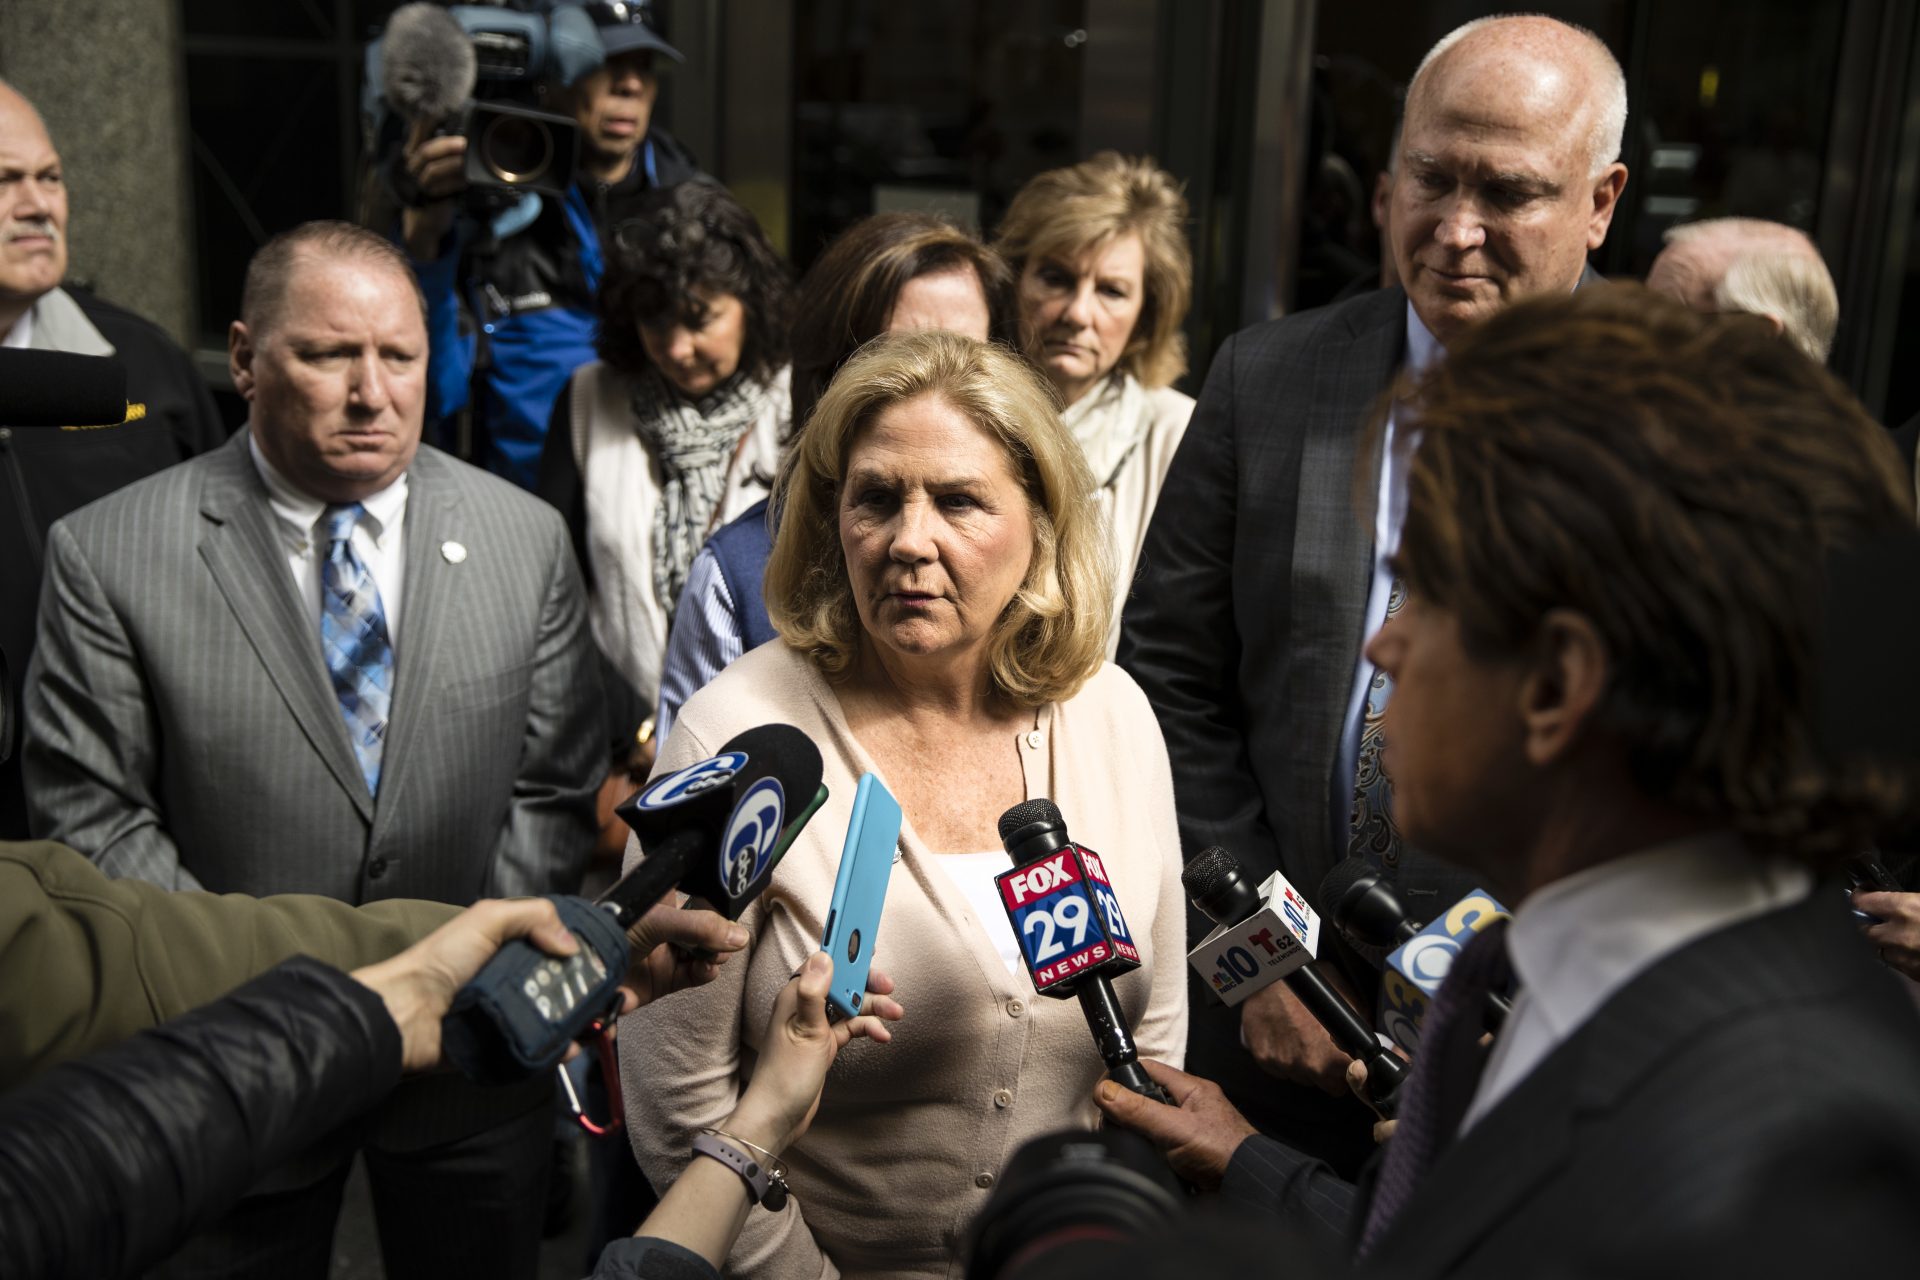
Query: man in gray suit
[
  {"left": 1119, "top": 15, "right": 1629, "bottom": 1170},
  {"left": 23, "top": 220, "right": 599, "bottom": 1277}
]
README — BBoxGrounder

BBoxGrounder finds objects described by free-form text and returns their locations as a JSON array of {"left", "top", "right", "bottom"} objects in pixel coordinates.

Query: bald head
[
  {"left": 1391, "top": 16, "right": 1631, "bottom": 345},
  {"left": 1647, "top": 219, "right": 1838, "bottom": 362},
  {"left": 1408, "top": 16, "right": 1627, "bottom": 177},
  {"left": 0, "top": 78, "right": 68, "bottom": 329}
]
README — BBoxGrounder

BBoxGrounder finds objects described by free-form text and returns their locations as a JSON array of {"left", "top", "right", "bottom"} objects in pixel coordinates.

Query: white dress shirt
[
  {"left": 3, "top": 306, "right": 31, "bottom": 348},
  {"left": 1460, "top": 832, "right": 1812, "bottom": 1132},
  {"left": 249, "top": 436, "right": 410, "bottom": 650},
  {"left": 1331, "top": 302, "right": 1443, "bottom": 844}
]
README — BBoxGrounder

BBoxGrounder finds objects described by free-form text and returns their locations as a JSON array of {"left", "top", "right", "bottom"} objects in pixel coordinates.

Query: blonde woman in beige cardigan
[{"left": 618, "top": 331, "right": 1189, "bottom": 1280}]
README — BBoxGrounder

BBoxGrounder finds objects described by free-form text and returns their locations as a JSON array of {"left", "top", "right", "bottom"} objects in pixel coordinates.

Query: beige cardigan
[{"left": 618, "top": 643, "right": 1189, "bottom": 1280}]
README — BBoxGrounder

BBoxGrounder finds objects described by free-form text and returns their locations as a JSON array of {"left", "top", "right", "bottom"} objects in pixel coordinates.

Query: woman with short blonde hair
[
  {"left": 994, "top": 152, "right": 1197, "bottom": 652},
  {"left": 622, "top": 330, "right": 1189, "bottom": 1280},
  {"left": 766, "top": 330, "right": 1111, "bottom": 704}
]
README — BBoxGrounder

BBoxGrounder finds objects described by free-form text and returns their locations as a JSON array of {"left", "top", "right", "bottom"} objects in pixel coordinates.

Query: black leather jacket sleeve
[{"left": 0, "top": 955, "right": 402, "bottom": 1280}]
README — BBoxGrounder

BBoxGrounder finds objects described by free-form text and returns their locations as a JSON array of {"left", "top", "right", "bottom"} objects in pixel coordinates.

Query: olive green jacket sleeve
[{"left": 0, "top": 840, "right": 458, "bottom": 1091}]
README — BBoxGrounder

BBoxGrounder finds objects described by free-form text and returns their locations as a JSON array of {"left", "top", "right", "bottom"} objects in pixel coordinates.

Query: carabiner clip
[{"left": 557, "top": 1017, "right": 625, "bottom": 1137}]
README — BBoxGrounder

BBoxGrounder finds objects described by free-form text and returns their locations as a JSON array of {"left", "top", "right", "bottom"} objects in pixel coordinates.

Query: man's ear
[
  {"left": 229, "top": 320, "right": 256, "bottom": 401},
  {"left": 1587, "top": 162, "right": 1629, "bottom": 250},
  {"left": 1519, "top": 609, "right": 1608, "bottom": 767}
]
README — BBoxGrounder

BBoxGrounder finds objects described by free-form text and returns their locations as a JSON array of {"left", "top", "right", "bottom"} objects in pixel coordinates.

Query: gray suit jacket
[
  {"left": 23, "top": 429, "right": 600, "bottom": 905},
  {"left": 1120, "top": 284, "right": 1478, "bottom": 926}
]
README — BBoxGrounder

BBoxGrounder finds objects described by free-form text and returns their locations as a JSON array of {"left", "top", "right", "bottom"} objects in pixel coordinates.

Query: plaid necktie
[
  {"left": 1356, "top": 918, "right": 1513, "bottom": 1259},
  {"left": 319, "top": 503, "right": 393, "bottom": 796},
  {"left": 1349, "top": 576, "right": 1406, "bottom": 863}
]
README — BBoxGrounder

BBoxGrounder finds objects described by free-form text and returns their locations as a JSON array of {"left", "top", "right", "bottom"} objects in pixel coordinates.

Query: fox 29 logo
[{"left": 998, "top": 847, "right": 1135, "bottom": 992}]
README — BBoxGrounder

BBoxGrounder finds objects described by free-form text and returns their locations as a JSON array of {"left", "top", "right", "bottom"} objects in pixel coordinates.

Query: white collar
[
  {"left": 2, "top": 306, "right": 30, "bottom": 349},
  {"left": 1507, "top": 831, "right": 1813, "bottom": 1042},
  {"left": 248, "top": 432, "right": 409, "bottom": 545}
]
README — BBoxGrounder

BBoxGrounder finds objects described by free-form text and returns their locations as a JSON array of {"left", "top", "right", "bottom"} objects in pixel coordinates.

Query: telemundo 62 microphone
[
  {"left": 441, "top": 723, "right": 826, "bottom": 1091},
  {"left": 996, "top": 799, "right": 1170, "bottom": 1103},
  {"left": 1318, "top": 856, "right": 1512, "bottom": 1055},
  {"left": 1182, "top": 847, "right": 1407, "bottom": 1117}
]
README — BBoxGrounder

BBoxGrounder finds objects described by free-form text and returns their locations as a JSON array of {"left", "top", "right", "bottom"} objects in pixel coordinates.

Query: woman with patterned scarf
[{"left": 536, "top": 180, "right": 792, "bottom": 855}]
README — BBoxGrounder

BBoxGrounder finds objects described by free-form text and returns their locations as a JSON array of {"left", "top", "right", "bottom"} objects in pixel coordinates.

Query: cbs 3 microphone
[
  {"left": 1183, "top": 847, "right": 1408, "bottom": 1117},
  {"left": 995, "top": 800, "right": 1171, "bottom": 1103},
  {"left": 1318, "top": 856, "right": 1512, "bottom": 1056}
]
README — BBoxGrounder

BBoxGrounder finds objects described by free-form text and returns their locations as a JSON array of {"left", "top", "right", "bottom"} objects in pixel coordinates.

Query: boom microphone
[
  {"left": 380, "top": 1, "right": 478, "bottom": 122},
  {"left": 0, "top": 349, "right": 128, "bottom": 427},
  {"left": 604, "top": 723, "right": 827, "bottom": 923},
  {"left": 1183, "top": 847, "right": 1406, "bottom": 1116},
  {"left": 1319, "top": 856, "right": 1512, "bottom": 1054},
  {"left": 997, "top": 800, "right": 1168, "bottom": 1102}
]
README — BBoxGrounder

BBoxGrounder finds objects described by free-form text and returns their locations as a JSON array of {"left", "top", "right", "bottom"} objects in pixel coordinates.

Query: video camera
[{"left": 363, "top": 2, "right": 607, "bottom": 206}]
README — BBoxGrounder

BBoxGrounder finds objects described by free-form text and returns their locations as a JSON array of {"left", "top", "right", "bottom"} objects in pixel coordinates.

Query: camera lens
[
  {"left": 479, "top": 114, "right": 555, "bottom": 186},
  {"left": 965, "top": 1130, "right": 1183, "bottom": 1280}
]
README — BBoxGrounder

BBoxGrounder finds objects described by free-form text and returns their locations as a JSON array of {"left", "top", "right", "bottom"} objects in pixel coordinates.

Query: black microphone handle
[
  {"left": 1076, "top": 978, "right": 1171, "bottom": 1103},
  {"left": 595, "top": 826, "right": 705, "bottom": 928},
  {"left": 1282, "top": 964, "right": 1408, "bottom": 1118}
]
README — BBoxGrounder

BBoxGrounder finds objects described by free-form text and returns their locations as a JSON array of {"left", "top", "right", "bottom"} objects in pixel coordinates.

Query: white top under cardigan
[
  {"left": 567, "top": 359, "right": 788, "bottom": 710},
  {"left": 617, "top": 642, "right": 1190, "bottom": 1280}
]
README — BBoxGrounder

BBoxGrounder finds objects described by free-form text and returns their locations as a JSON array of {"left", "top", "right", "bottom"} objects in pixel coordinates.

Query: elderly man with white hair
[
  {"left": 1120, "top": 13, "right": 1629, "bottom": 1173},
  {"left": 1646, "top": 217, "right": 1838, "bottom": 363}
]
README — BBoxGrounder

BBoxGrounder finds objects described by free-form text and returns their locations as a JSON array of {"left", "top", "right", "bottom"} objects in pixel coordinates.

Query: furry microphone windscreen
[{"left": 381, "top": 2, "right": 477, "bottom": 122}]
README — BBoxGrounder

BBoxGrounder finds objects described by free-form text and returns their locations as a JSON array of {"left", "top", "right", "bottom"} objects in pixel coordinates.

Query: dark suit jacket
[
  {"left": 1224, "top": 888, "right": 1920, "bottom": 1275},
  {"left": 1119, "top": 283, "right": 1478, "bottom": 926}
]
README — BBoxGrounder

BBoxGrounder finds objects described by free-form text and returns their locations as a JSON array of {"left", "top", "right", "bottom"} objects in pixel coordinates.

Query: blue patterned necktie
[
  {"left": 319, "top": 503, "right": 393, "bottom": 796},
  {"left": 1350, "top": 576, "right": 1406, "bottom": 863},
  {"left": 1357, "top": 918, "right": 1513, "bottom": 1259}
]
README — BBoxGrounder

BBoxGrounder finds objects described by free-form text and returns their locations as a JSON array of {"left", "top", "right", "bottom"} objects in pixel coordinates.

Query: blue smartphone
[{"left": 819, "top": 773, "right": 903, "bottom": 1021}]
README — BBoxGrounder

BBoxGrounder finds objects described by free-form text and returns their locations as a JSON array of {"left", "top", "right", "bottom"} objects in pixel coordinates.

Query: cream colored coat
[
  {"left": 1058, "top": 373, "right": 1196, "bottom": 655},
  {"left": 618, "top": 643, "right": 1189, "bottom": 1280}
]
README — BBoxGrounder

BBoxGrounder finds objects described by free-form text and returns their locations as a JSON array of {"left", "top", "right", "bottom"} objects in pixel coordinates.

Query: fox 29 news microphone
[
  {"left": 996, "top": 800, "right": 1169, "bottom": 1102},
  {"left": 1183, "top": 847, "right": 1407, "bottom": 1116}
]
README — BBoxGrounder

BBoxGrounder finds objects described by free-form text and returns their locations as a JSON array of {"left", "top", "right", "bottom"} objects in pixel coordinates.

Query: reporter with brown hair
[{"left": 1098, "top": 284, "right": 1920, "bottom": 1274}]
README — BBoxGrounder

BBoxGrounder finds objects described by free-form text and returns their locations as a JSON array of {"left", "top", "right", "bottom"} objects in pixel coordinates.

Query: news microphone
[
  {"left": 605, "top": 722, "right": 827, "bottom": 923},
  {"left": 380, "top": 1, "right": 478, "bottom": 122},
  {"left": 1318, "top": 857, "right": 1512, "bottom": 1054},
  {"left": 1183, "top": 848, "right": 1406, "bottom": 1116},
  {"left": 0, "top": 349, "right": 128, "bottom": 427},
  {"left": 441, "top": 724, "right": 827, "bottom": 1086},
  {"left": 997, "top": 800, "right": 1168, "bottom": 1102}
]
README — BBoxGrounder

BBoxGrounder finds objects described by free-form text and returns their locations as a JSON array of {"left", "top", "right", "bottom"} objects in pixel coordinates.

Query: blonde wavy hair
[
  {"left": 993, "top": 151, "right": 1192, "bottom": 390},
  {"left": 765, "top": 330, "right": 1111, "bottom": 706}
]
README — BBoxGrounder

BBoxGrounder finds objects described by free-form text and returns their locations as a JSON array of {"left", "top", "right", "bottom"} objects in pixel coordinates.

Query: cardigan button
[
  {"left": 974, "top": 1172, "right": 996, "bottom": 1189},
  {"left": 993, "top": 1089, "right": 1013, "bottom": 1108},
  {"left": 1006, "top": 998, "right": 1026, "bottom": 1017},
  {"left": 1024, "top": 731, "right": 1043, "bottom": 750}
]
